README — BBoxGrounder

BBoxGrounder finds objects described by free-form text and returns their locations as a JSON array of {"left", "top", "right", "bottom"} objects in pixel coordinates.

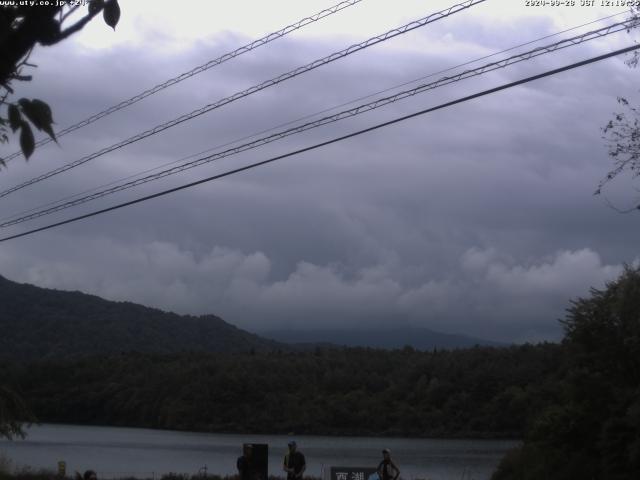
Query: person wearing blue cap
[{"left": 283, "top": 440, "right": 306, "bottom": 480}]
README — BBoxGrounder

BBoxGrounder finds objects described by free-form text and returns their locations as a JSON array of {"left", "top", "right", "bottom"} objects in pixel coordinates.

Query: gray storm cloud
[
  {"left": 0, "top": 237, "right": 629, "bottom": 342},
  {"left": 1, "top": 4, "right": 639, "bottom": 343}
]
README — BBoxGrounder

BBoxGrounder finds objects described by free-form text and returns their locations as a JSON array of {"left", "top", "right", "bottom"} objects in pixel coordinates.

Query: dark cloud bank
[{"left": 1, "top": 6, "right": 639, "bottom": 343}]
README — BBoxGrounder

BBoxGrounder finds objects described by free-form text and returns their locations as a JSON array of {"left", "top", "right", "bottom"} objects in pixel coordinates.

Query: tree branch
[
  {"left": 57, "top": 5, "right": 103, "bottom": 42},
  {"left": 60, "top": 5, "right": 80, "bottom": 24}
]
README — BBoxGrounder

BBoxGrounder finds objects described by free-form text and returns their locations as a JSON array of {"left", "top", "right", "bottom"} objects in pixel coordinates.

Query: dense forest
[
  {"left": 1, "top": 343, "right": 562, "bottom": 438},
  {"left": 492, "top": 267, "right": 640, "bottom": 480}
]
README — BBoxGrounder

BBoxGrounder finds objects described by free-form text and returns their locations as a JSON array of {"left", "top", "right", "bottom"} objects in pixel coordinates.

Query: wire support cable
[
  {"left": 1, "top": 43, "right": 637, "bottom": 243},
  {"left": 1, "top": 0, "right": 366, "bottom": 163},
  {"left": 1, "top": 10, "right": 629, "bottom": 226},
  {"left": 0, "top": 0, "right": 486, "bottom": 199},
  {"left": 1, "top": 18, "right": 634, "bottom": 228}
]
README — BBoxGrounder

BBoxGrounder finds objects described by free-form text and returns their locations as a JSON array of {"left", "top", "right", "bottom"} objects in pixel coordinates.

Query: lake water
[{"left": 0, "top": 424, "right": 518, "bottom": 480}]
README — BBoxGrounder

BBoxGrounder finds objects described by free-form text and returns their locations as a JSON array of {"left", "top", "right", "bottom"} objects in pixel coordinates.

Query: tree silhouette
[
  {"left": 0, "top": 0, "right": 120, "bottom": 164},
  {"left": 598, "top": 8, "right": 640, "bottom": 209},
  {"left": 0, "top": 386, "right": 35, "bottom": 440},
  {"left": 492, "top": 266, "right": 640, "bottom": 480}
]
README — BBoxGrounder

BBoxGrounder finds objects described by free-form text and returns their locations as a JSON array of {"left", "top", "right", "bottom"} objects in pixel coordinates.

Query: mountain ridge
[
  {"left": 0, "top": 274, "right": 282, "bottom": 360},
  {"left": 0, "top": 274, "right": 503, "bottom": 360}
]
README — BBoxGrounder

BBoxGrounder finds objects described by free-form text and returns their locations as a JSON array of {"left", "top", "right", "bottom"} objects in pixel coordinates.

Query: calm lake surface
[{"left": 0, "top": 424, "right": 518, "bottom": 480}]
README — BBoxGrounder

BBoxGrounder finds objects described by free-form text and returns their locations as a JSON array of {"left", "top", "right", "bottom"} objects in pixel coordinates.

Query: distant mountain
[
  {"left": 0, "top": 274, "right": 504, "bottom": 361},
  {"left": 260, "top": 326, "right": 505, "bottom": 350},
  {"left": 0, "top": 275, "right": 282, "bottom": 360}
]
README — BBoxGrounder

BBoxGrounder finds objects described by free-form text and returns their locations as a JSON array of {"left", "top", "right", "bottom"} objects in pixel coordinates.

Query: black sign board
[
  {"left": 239, "top": 443, "right": 268, "bottom": 480},
  {"left": 330, "top": 466, "right": 379, "bottom": 480}
]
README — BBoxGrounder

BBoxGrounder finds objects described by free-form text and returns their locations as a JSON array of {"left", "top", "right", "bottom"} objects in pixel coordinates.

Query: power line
[
  {"left": 0, "top": 0, "right": 486, "bottom": 199},
  {"left": 1, "top": 0, "right": 366, "bottom": 163},
  {"left": 3, "top": 9, "right": 628, "bottom": 226},
  {"left": 1, "top": 10, "right": 628, "bottom": 226},
  {"left": 1, "top": 43, "right": 637, "bottom": 243},
  {"left": 1, "top": 18, "right": 634, "bottom": 228}
]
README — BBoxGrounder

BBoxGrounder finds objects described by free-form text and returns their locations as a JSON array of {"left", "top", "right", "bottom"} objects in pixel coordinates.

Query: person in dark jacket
[
  {"left": 377, "top": 449, "right": 400, "bottom": 480},
  {"left": 237, "top": 444, "right": 254, "bottom": 480},
  {"left": 283, "top": 440, "right": 306, "bottom": 480}
]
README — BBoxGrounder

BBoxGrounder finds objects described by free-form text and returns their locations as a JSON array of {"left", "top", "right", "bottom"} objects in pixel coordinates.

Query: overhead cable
[
  {"left": 1, "top": 0, "right": 366, "bottom": 163},
  {"left": 2, "top": 10, "right": 630, "bottom": 226},
  {"left": 0, "top": 0, "right": 486, "bottom": 199},
  {"left": 1, "top": 43, "right": 637, "bottom": 243},
  {"left": 1, "top": 18, "right": 634, "bottom": 228}
]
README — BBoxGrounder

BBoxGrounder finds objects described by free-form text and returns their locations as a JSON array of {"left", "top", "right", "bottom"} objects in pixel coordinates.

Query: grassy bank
[{"left": 0, "top": 471, "right": 322, "bottom": 480}]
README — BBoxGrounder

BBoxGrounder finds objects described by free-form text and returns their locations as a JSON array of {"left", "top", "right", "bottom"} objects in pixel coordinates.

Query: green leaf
[
  {"left": 18, "top": 99, "right": 39, "bottom": 127},
  {"left": 8, "top": 104, "right": 21, "bottom": 132},
  {"left": 18, "top": 98, "right": 57, "bottom": 141},
  {"left": 41, "top": 123, "right": 57, "bottom": 142},
  {"left": 18, "top": 98, "right": 38, "bottom": 128},
  {"left": 19, "top": 121, "right": 35, "bottom": 160},
  {"left": 88, "top": 0, "right": 104, "bottom": 15},
  {"left": 103, "top": 0, "right": 120, "bottom": 30},
  {"left": 25, "top": 99, "right": 56, "bottom": 141},
  {"left": 30, "top": 99, "right": 53, "bottom": 125}
]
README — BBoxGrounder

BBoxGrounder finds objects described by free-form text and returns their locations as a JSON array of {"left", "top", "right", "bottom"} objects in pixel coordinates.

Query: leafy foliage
[
  {"left": 0, "top": 385, "right": 34, "bottom": 440},
  {"left": 0, "top": 1, "right": 120, "bottom": 163},
  {"left": 492, "top": 266, "right": 640, "bottom": 480},
  {"left": 103, "top": 0, "right": 121, "bottom": 30},
  {"left": 599, "top": 97, "right": 640, "bottom": 205},
  {"left": 598, "top": 8, "right": 640, "bottom": 207}
]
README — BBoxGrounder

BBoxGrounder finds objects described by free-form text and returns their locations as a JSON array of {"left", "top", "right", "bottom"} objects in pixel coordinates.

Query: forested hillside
[
  {"left": 1, "top": 344, "right": 563, "bottom": 438},
  {"left": 0, "top": 275, "right": 281, "bottom": 359},
  {"left": 492, "top": 267, "right": 640, "bottom": 480}
]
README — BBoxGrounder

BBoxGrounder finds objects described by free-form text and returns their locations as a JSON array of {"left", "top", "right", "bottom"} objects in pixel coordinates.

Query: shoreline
[
  {"left": 0, "top": 425, "right": 515, "bottom": 480},
  {"left": 0, "top": 471, "right": 323, "bottom": 480},
  {"left": 12, "top": 422, "right": 522, "bottom": 443}
]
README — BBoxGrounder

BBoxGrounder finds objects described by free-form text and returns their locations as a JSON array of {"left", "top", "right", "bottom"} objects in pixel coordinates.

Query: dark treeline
[
  {"left": 1, "top": 343, "right": 563, "bottom": 438},
  {"left": 492, "top": 267, "right": 640, "bottom": 480}
]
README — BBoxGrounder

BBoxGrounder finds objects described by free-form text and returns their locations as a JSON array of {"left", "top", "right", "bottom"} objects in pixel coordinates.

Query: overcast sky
[{"left": 1, "top": 0, "right": 639, "bottom": 342}]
